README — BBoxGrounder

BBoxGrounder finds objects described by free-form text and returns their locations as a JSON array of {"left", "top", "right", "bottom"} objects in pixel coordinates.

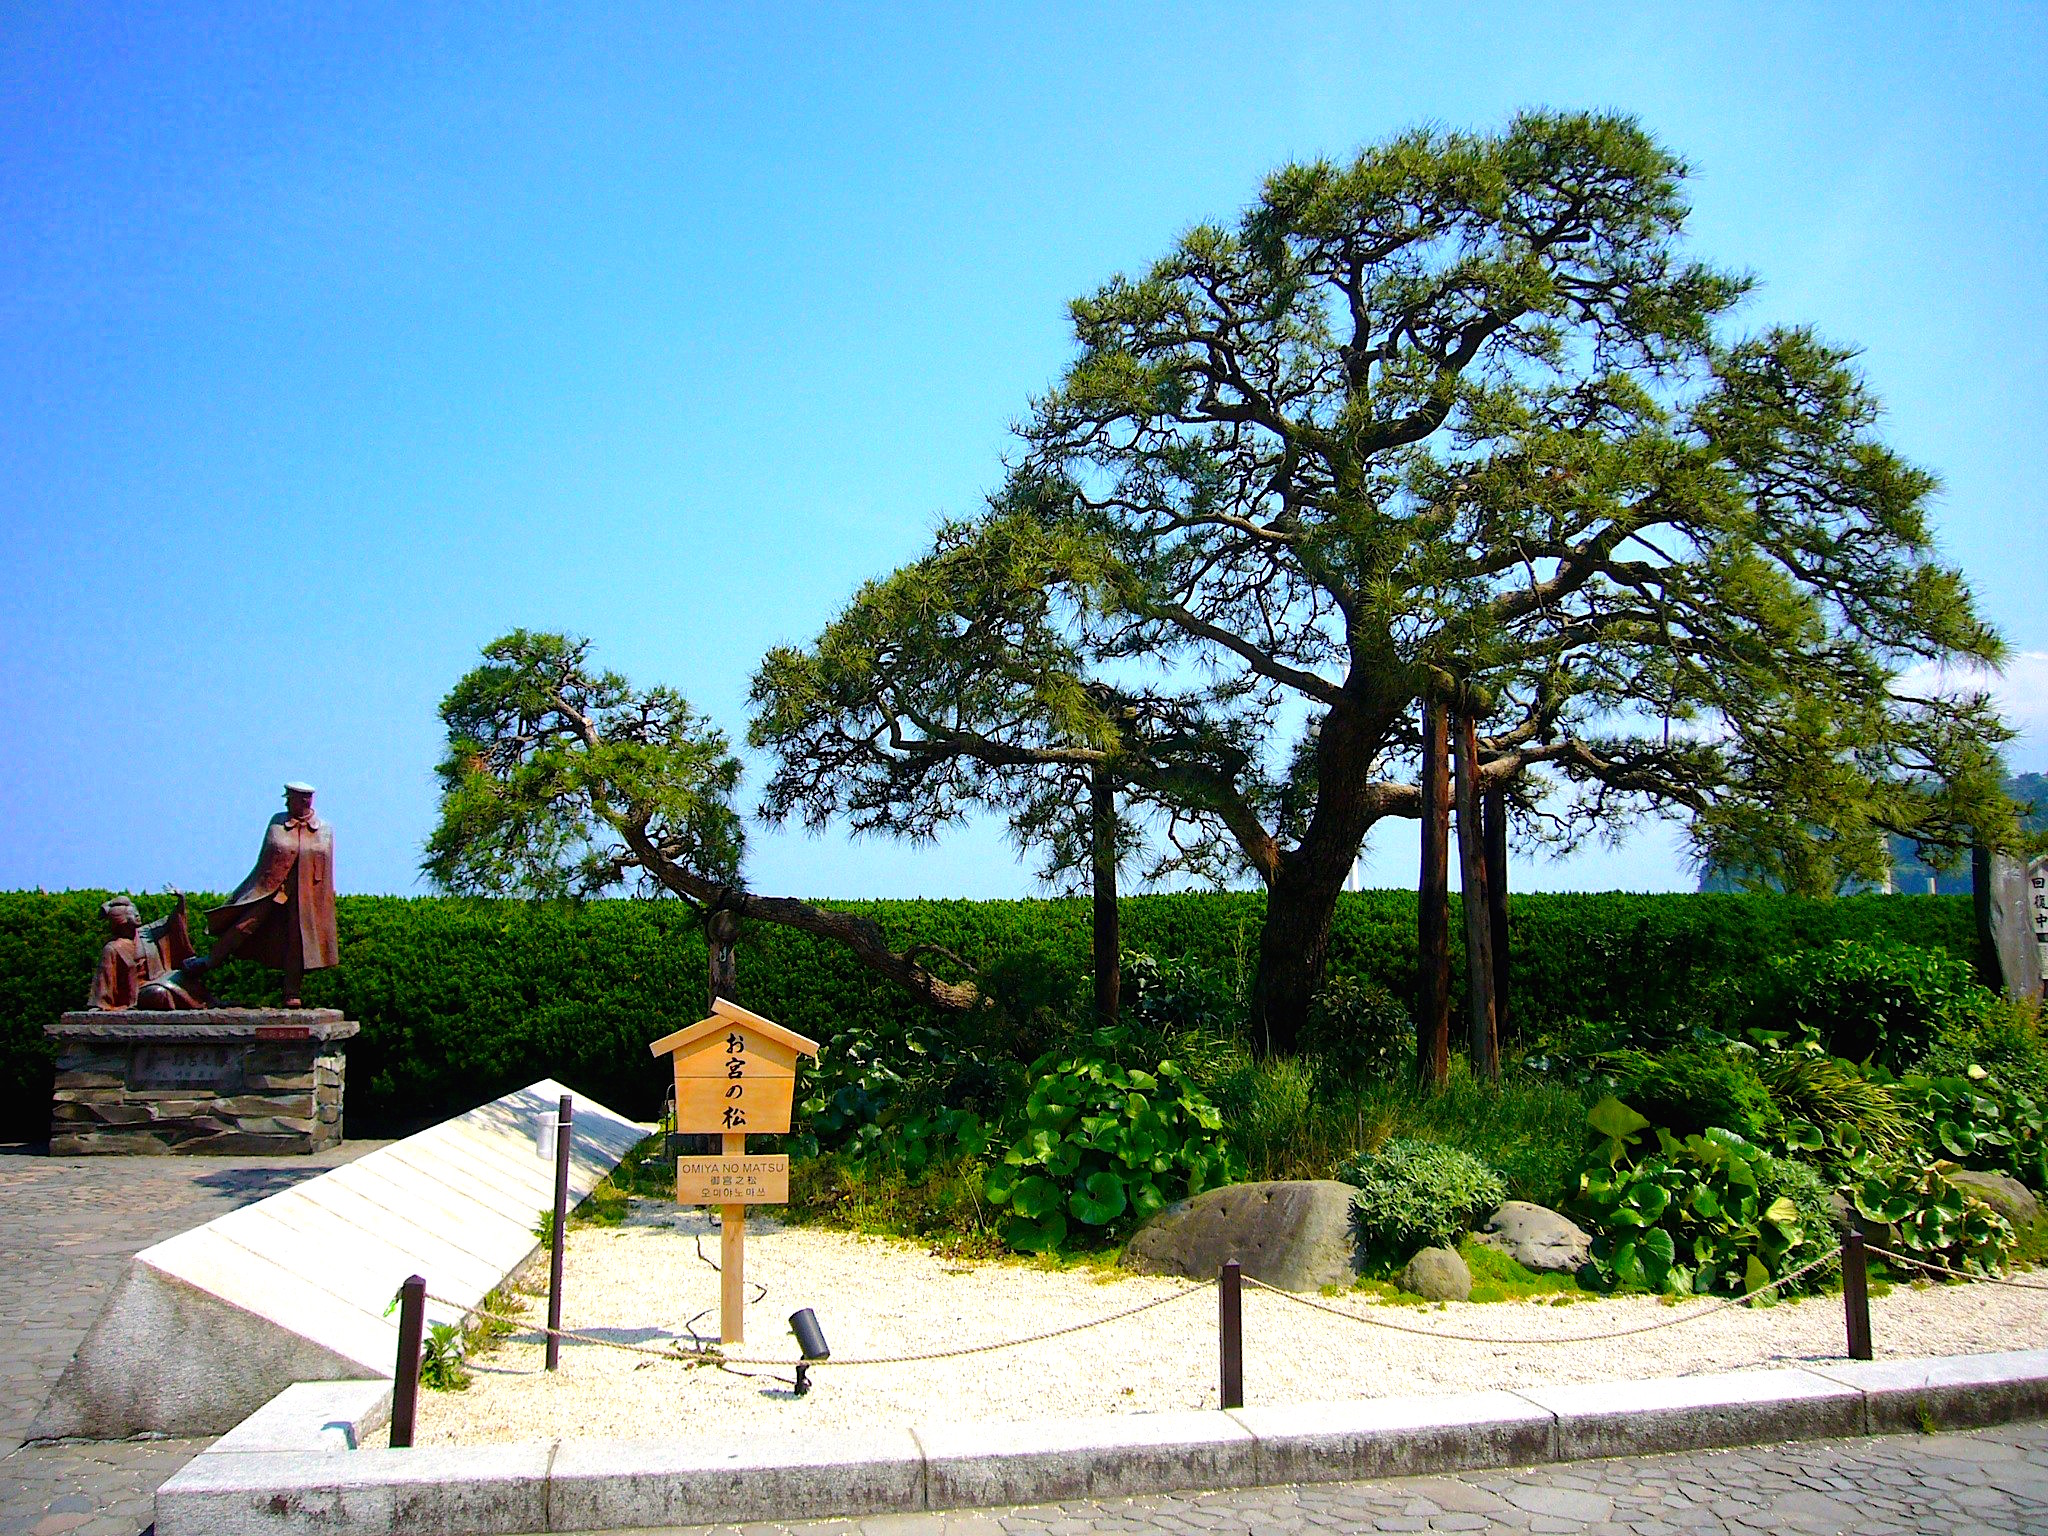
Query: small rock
[
  {"left": 1399, "top": 1245, "right": 1471, "bottom": 1301},
  {"left": 1476, "top": 1201, "right": 1592, "bottom": 1273},
  {"left": 1121, "top": 1180, "right": 1361, "bottom": 1291},
  {"left": 1947, "top": 1170, "right": 2042, "bottom": 1237}
]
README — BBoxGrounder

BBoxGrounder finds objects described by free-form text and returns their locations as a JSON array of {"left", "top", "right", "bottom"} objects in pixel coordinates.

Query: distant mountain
[{"left": 1698, "top": 772, "right": 2046, "bottom": 894}]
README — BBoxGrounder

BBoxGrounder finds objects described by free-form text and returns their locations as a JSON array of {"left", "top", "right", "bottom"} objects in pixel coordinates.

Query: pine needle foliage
[{"left": 749, "top": 112, "right": 2023, "bottom": 1051}]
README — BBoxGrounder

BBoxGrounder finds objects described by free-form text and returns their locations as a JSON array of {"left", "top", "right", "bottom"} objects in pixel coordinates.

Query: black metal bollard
[
  {"left": 547, "top": 1094, "right": 573, "bottom": 1372},
  {"left": 1843, "top": 1227, "right": 1873, "bottom": 1361},
  {"left": 1219, "top": 1259, "right": 1243, "bottom": 1410},
  {"left": 390, "top": 1274, "right": 426, "bottom": 1447}
]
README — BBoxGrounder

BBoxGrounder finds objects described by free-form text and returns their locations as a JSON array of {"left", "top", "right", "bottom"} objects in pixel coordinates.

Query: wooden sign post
[{"left": 648, "top": 997, "right": 820, "bottom": 1345}]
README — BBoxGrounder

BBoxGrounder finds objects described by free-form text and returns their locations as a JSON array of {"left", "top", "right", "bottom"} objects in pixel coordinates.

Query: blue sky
[{"left": 2, "top": 3, "right": 2042, "bottom": 901}]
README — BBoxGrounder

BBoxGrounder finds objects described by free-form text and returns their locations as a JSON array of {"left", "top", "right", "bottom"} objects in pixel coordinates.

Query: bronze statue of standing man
[{"left": 188, "top": 783, "right": 339, "bottom": 1007}]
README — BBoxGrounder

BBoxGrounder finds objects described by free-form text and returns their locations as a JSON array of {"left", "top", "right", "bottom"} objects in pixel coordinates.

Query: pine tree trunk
[
  {"left": 707, "top": 908, "right": 739, "bottom": 1004},
  {"left": 1251, "top": 866, "right": 1341, "bottom": 1056},
  {"left": 1417, "top": 700, "right": 1452, "bottom": 1088},
  {"left": 1483, "top": 783, "right": 1510, "bottom": 1044},
  {"left": 1972, "top": 843, "right": 2000, "bottom": 992},
  {"left": 1247, "top": 693, "right": 1398, "bottom": 1056},
  {"left": 1091, "top": 766, "right": 1121, "bottom": 1029},
  {"left": 1452, "top": 713, "right": 1499, "bottom": 1080}
]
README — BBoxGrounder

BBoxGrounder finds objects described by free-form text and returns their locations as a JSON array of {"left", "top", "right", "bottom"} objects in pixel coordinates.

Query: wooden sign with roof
[
  {"left": 648, "top": 996, "right": 820, "bottom": 1343},
  {"left": 651, "top": 996, "right": 819, "bottom": 1137}
]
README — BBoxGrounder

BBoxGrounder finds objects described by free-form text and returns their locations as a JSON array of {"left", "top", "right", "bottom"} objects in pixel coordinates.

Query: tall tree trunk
[
  {"left": 707, "top": 907, "right": 739, "bottom": 1004},
  {"left": 1972, "top": 842, "right": 1999, "bottom": 991},
  {"left": 684, "top": 906, "right": 744, "bottom": 1150},
  {"left": 1452, "top": 713, "right": 1499, "bottom": 1080},
  {"left": 1482, "top": 783, "right": 1510, "bottom": 1046},
  {"left": 1248, "top": 695, "right": 1394, "bottom": 1055},
  {"left": 1417, "top": 700, "right": 1452, "bottom": 1089},
  {"left": 1251, "top": 865, "right": 1342, "bottom": 1056},
  {"left": 1091, "top": 765, "right": 1121, "bottom": 1029}
]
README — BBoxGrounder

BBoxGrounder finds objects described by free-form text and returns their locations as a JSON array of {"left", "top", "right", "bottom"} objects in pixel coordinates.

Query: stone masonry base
[{"left": 47, "top": 1010, "right": 359, "bottom": 1155}]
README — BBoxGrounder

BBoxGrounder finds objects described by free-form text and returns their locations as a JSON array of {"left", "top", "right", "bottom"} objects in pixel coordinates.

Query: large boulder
[
  {"left": 1399, "top": 1245, "right": 1471, "bottom": 1301},
  {"left": 1121, "top": 1180, "right": 1360, "bottom": 1291},
  {"left": 1948, "top": 1170, "right": 2043, "bottom": 1238},
  {"left": 1476, "top": 1201, "right": 1592, "bottom": 1273}
]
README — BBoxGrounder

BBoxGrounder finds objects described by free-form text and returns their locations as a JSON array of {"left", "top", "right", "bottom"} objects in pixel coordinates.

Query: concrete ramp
[{"left": 32, "top": 1079, "right": 646, "bottom": 1440}]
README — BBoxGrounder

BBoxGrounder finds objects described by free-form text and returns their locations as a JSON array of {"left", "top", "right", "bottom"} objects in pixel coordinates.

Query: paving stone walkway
[
  {"left": 642, "top": 1420, "right": 2048, "bottom": 1536},
  {"left": 0, "top": 1139, "right": 384, "bottom": 1536}
]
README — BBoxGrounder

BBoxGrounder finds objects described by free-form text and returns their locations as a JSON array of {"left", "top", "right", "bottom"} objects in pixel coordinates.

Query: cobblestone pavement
[
  {"left": 0, "top": 1139, "right": 383, "bottom": 1536},
  {"left": 639, "top": 1420, "right": 2048, "bottom": 1536}
]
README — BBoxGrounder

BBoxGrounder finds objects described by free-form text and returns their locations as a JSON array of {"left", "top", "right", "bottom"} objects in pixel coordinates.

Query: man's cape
[{"left": 206, "top": 813, "right": 339, "bottom": 970}]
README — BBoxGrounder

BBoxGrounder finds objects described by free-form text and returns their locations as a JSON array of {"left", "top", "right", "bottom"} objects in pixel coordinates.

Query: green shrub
[
  {"left": 1893, "top": 1070, "right": 2048, "bottom": 1189},
  {"left": 1340, "top": 1137, "right": 1507, "bottom": 1254},
  {"left": 1572, "top": 1098, "right": 1836, "bottom": 1296},
  {"left": 1301, "top": 975, "right": 1413, "bottom": 1085},
  {"left": 1852, "top": 1160, "right": 2017, "bottom": 1276},
  {"left": 1497, "top": 892, "right": 1972, "bottom": 1052},
  {"left": 1916, "top": 1000, "right": 2048, "bottom": 1102},
  {"left": 0, "top": 888, "right": 1977, "bottom": 1141},
  {"left": 1121, "top": 951, "right": 1243, "bottom": 1040},
  {"left": 1604, "top": 1046, "right": 1778, "bottom": 1139},
  {"left": 1749, "top": 939, "right": 1997, "bottom": 1068},
  {"left": 984, "top": 1051, "right": 1240, "bottom": 1252},
  {"left": 1752, "top": 1151, "right": 1840, "bottom": 1262}
]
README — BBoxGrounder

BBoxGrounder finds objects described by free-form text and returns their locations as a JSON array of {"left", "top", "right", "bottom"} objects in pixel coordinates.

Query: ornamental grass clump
[
  {"left": 1757, "top": 1046, "right": 1913, "bottom": 1162},
  {"left": 1339, "top": 1138, "right": 1506, "bottom": 1254}
]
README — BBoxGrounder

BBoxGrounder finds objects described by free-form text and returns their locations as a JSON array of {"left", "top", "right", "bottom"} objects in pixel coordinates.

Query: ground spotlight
[{"left": 789, "top": 1308, "right": 829, "bottom": 1396}]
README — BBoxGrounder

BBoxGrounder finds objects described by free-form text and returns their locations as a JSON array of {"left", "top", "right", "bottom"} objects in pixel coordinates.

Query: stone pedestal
[{"left": 45, "top": 1010, "right": 359, "bottom": 1155}]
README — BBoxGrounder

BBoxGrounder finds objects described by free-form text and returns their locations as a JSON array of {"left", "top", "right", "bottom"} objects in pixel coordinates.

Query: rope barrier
[
  {"left": 426, "top": 1278, "right": 1213, "bottom": 1369},
  {"left": 1240, "top": 1244, "right": 1846, "bottom": 1346},
  {"left": 1863, "top": 1245, "right": 2048, "bottom": 1292},
  {"left": 418, "top": 1234, "right": 2043, "bottom": 1387}
]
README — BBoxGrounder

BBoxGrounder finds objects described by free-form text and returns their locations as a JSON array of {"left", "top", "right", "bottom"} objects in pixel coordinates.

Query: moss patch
[
  {"left": 1458, "top": 1237, "right": 1592, "bottom": 1302},
  {"left": 1338, "top": 1237, "right": 1592, "bottom": 1304}
]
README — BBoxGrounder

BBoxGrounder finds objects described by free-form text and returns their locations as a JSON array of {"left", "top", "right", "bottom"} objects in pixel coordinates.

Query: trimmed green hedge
[{"left": 0, "top": 889, "right": 1974, "bottom": 1142}]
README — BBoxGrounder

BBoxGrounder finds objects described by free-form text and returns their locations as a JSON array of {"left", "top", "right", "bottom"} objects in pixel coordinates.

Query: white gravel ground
[{"left": 418, "top": 1199, "right": 2048, "bottom": 1446}]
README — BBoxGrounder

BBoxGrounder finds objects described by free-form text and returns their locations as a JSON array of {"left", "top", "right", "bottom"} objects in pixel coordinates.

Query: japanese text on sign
[
  {"left": 673, "top": 1154, "right": 790, "bottom": 1205},
  {"left": 725, "top": 1032, "right": 747, "bottom": 1126}
]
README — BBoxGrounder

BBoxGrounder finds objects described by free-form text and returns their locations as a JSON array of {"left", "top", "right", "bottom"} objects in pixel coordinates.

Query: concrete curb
[{"left": 156, "top": 1348, "right": 2048, "bottom": 1536}]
